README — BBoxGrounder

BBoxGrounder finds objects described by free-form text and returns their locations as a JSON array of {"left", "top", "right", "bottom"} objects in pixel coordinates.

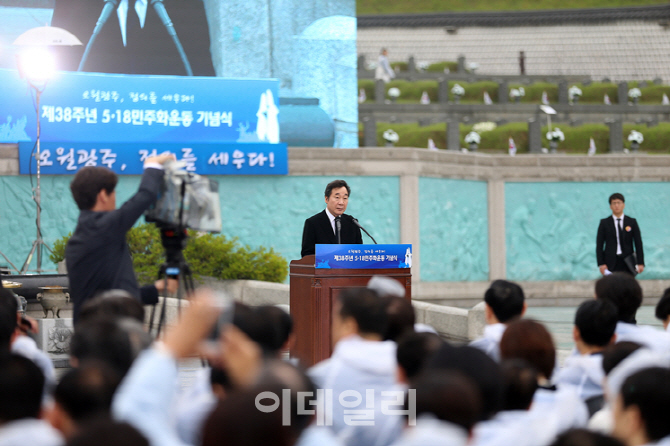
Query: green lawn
[{"left": 358, "top": 0, "right": 668, "bottom": 15}]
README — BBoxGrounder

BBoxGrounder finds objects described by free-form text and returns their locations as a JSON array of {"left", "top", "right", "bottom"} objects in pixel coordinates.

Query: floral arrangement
[
  {"left": 568, "top": 86, "right": 582, "bottom": 100},
  {"left": 464, "top": 131, "right": 481, "bottom": 145},
  {"left": 628, "top": 130, "right": 644, "bottom": 144},
  {"left": 472, "top": 122, "right": 497, "bottom": 133},
  {"left": 417, "top": 61, "right": 429, "bottom": 72},
  {"left": 628, "top": 88, "right": 642, "bottom": 99},
  {"left": 468, "top": 62, "right": 479, "bottom": 73},
  {"left": 387, "top": 87, "right": 401, "bottom": 99},
  {"left": 451, "top": 83, "right": 465, "bottom": 97},
  {"left": 546, "top": 128, "right": 565, "bottom": 142},
  {"left": 509, "top": 87, "right": 525, "bottom": 99},
  {"left": 383, "top": 129, "right": 399, "bottom": 144}
]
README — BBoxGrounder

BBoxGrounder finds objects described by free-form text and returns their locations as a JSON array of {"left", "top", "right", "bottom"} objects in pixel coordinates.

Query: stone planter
[
  {"left": 469, "top": 143, "right": 478, "bottom": 152},
  {"left": 549, "top": 141, "right": 559, "bottom": 153},
  {"left": 631, "top": 141, "right": 640, "bottom": 152}
]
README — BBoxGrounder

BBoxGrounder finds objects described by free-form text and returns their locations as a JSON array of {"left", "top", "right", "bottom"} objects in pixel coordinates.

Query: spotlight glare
[{"left": 18, "top": 47, "right": 56, "bottom": 84}]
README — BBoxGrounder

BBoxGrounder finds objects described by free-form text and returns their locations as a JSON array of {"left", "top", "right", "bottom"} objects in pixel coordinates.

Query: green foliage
[
  {"left": 48, "top": 233, "right": 71, "bottom": 264},
  {"left": 357, "top": 0, "right": 667, "bottom": 15},
  {"left": 390, "top": 61, "right": 408, "bottom": 72},
  {"left": 369, "top": 121, "right": 670, "bottom": 154},
  {"left": 50, "top": 224, "right": 288, "bottom": 284},
  {"left": 426, "top": 61, "right": 459, "bottom": 73}
]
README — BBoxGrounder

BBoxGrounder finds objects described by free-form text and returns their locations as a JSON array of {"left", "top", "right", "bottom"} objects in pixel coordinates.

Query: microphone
[
  {"left": 352, "top": 217, "right": 378, "bottom": 244},
  {"left": 335, "top": 217, "right": 341, "bottom": 244},
  {"left": 78, "top": 0, "right": 119, "bottom": 71},
  {"left": 151, "top": 0, "right": 194, "bottom": 76}
]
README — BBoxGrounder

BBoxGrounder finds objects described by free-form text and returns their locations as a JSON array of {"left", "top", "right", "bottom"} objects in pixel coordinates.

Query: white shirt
[
  {"left": 117, "top": 0, "right": 148, "bottom": 47},
  {"left": 612, "top": 213, "right": 624, "bottom": 255},
  {"left": 325, "top": 208, "right": 338, "bottom": 235}
]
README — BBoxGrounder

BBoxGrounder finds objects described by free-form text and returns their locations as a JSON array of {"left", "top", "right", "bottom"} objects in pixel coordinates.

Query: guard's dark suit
[{"left": 596, "top": 215, "right": 644, "bottom": 272}]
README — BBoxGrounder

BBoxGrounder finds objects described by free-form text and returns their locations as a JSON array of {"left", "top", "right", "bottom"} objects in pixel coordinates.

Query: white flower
[
  {"left": 417, "top": 61, "right": 429, "bottom": 72},
  {"left": 628, "top": 88, "right": 642, "bottom": 99},
  {"left": 383, "top": 129, "right": 399, "bottom": 143},
  {"left": 451, "top": 83, "right": 465, "bottom": 96},
  {"left": 568, "top": 86, "right": 582, "bottom": 99},
  {"left": 464, "top": 131, "right": 481, "bottom": 145},
  {"left": 472, "top": 122, "right": 497, "bottom": 133},
  {"left": 468, "top": 62, "right": 479, "bottom": 72},
  {"left": 510, "top": 87, "right": 525, "bottom": 98},
  {"left": 628, "top": 130, "right": 644, "bottom": 144},
  {"left": 546, "top": 128, "right": 565, "bottom": 142},
  {"left": 387, "top": 87, "right": 401, "bottom": 98}
]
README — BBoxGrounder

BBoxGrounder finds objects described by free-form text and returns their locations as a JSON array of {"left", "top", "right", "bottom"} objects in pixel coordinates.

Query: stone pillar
[
  {"left": 408, "top": 56, "right": 416, "bottom": 73},
  {"left": 363, "top": 116, "right": 377, "bottom": 147},
  {"left": 528, "top": 118, "right": 542, "bottom": 154},
  {"left": 446, "top": 120, "right": 461, "bottom": 151},
  {"left": 558, "top": 80, "right": 569, "bottom": 104},
  {"left": 457, "top": 55, "right": 466, "bottom": 74},
  {"left": 438, "top": 78, "right": 449, "bottom": 104},
  {"left": 487, "top": 180, "right": 506, "bottom": 280},
  {"left": 400, "top": 174, "right": 420, "bottom": 285},
  {"left": 498, "top": 81, "right": 508, "bottom": 104},
  {"left": 606, "top": 120, "right": 623, "bottom": 153},
  {"left": 375, "top": 79, "right": 386, "bottom": 104},
  {"left": 617, "top": 82, "right": 628, "bottom": 105},
  {"left": 357, "top": 55, "right": 366, "bottom": 71}
]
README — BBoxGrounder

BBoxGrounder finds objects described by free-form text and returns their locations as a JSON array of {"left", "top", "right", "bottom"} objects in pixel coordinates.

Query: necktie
[
  {"left": 616, "top": 218, "right": 622, "bottom": 253},
  {"left": 335, "top": 216, "right": 341, "bottom": 244}
]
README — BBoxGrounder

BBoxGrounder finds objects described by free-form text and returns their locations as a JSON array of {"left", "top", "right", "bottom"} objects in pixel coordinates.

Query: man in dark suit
[
  {"left": 50, "top": 0, "right": 215, "bottom": 76},
  {"left": 596, "top": 193, "right": 644, "bottom": 276},
  {"left": 301, "top": 179, "right": 363, "bottom": 258},
  {"left": 65, "top": 153, "right": 176, "bottom": 322}
]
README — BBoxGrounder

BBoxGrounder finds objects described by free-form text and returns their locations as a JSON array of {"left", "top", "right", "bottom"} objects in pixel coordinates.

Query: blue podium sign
[{"left": 315, "top": 244, "right": 412, "bottom": 269}]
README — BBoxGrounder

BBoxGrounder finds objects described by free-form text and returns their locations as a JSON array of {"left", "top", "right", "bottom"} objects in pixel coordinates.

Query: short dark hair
[
  {"left": 609, "top": 193, "right": 625, "bottom": 204},
  {"left": 0, "top": 287, "right": 18, "bottom": 352},
  {"left": 411, "top": 370, "right": 482, "bottom": 432},
  {"left": 620, "top": 367, "right": 670, "bottom": 441},
  {"left": 550, "top": 429, "right": 625, "bottom": 446},
  {"left": 55, "top": 363, "right": 121, "bottom": 423},
  {"left": 500, "top": 359, "right": 538, "bottom": 411},
  {"left": 655, "top": 287, "right": 670, "bottom": 322},
  {"left": 254, "top": 306, "right": 293, "bottom": 354},
  {"left": 396, "top": 331, "right": 444, "bottom": 380},
  {"left": 500, "top": 319, "right": 556, "bottom": 380},
  {"left": 382, "top": 296, "right": 415, "bottom": 342},
  {"left": 233, "top": 303, "right": 292, "bottom": 357},
  {"left": 337, "top": 288, "right": 388, "bottom": 336},
  {"left": 66, "top": 419, "right": 148, "bottom": 446},
  {"left": 601, "top": 341, "right": 642, "bottom": 376},
  {"left": 324, "top": 180, "right": 350, "bottom": 198},
  {"left": 0, "top": 354, "right": 44, "bottom": 422},
  {"left": 595, "top": 273, "right": 642, "bottom": 323},
  {"left": 575, "top": 299, "right": 618, "bottom": 347},
  {"left": 70, "top": 166, "right": 118, "bottom": 210},
  {"left": 78, "top": 292, "right": 145, "bottom": 325},
  {"left": 484, "top": 280, "right": 525, "bottom": 323}
]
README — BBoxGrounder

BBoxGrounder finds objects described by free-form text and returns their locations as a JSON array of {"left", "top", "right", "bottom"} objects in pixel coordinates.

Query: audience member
[
  {"left": 550, "top": 429, "right": 625, "bottom": 446},
  {"left": 554, "top": 299, "right": 618, "bottom": 415},
  {"left": 308, "top": 287, "right": 402, "bottom": 446},
  {"left": 396, "top": 331, "right": 444, "bottom": 383},
  {"left": 77, "top": 290, "right": 146, "bottom": 325},
  {"left": 470, "top": 280, "right": 526, "bottom": 361},
  {"left": 612, "top": 367, "right": 670, "bottom": 446},
  {"left": 0, "top": 354, "right": 63, "bottom": 446},
  {"left": 595, "top": 273, "right": 670, "bottom": 353},
  {"left": 654, "top": 287, "right": 670, "bottom": 331},
  {"left": 382, "top": 296, "right": 415, "bottom": 342},
  {"left": 66, "top": 419, "right": 148, "bottom": 446}
]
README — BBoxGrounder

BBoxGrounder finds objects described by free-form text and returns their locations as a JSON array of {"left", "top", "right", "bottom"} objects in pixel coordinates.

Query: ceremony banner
[{"left": 315, "top": 244, "right": 413, "bottom": 269}]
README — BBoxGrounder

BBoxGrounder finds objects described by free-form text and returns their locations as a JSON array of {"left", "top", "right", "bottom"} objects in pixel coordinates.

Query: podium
[{"left": 289, "top": 254, "right": 411, "bottom": 366}]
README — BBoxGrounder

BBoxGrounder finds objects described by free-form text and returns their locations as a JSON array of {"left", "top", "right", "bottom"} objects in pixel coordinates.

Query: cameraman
[{"left": 66, "top": 154, "right": 178, "bottom": 322}]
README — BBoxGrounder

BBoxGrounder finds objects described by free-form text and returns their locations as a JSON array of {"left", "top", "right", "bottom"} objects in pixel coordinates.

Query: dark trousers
[{"left": 612, "top": 255, "right": 634, "bottom": 275}]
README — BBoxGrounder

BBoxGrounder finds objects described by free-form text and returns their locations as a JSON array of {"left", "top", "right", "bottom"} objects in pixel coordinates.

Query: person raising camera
[{"left": 66, "top": 154, "right": 178, "bottom": 322}]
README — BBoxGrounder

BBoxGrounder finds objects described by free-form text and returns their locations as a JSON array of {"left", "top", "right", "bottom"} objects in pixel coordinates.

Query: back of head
[
  {"left": 396, "top": 331, "right": 444, "bottom": 380},
  {"left": 382, "top": 296, "right": 415, "bottom": 342},
  {"left": 595, "top": 273, "right": 642, "bottom": 324},
  {"left": 484, "top": 280, "right": 525, "bottom": 323},
  {"left": 0, "top": 354, "right": 44, "bottom": 423},
  {"left": 499, "top": 359, "right": 538, "bottom": 411},
  {"left": 254, "top": 305, "right": 293, "bottom": 355},
  {"left": 575, "top": 299, "right": 618, "bottom": 347},
  {"left": 655, "top": 287, "right": 670, "bottom": 322},
  {"left": 66, "top": 419, "right": 148, "bottom": 446},
  {"left": 70, "top": 166, "right": 118, "bottom": 210},
  {"left": 620, "top": 367, "right": 670, "bottom": 442},
  {"left": 233, "top": 303, "right": 290, "bottom": 357},
  {"left": 602, "top": 342, "right": 642, "bottom": 376},
  {"left": 202, "top": 384, "right": 295, "bottom": 446},
  {"left": 411, "top": 370, "right": 482, "bottom": 433},
  {"left": 78, "top": 291, "right": 145, "bottom": 325},
  {"left": 71, "top": 316, "right": 151, "bottom": 377},
  {"left": 427, "top": 344, "right": 503, "bottom": 420},
  {"left": 550, "top": 429, "right": 625, "bottom": 446},
  {"left": 500, "top": 319, "right": 556, "bottom": 380},
  {"left": 337, "top": 288, "right": 388, "bottom": 337},
  {"left": 55, "top": 363, "right": 122, "bottom": 424},
  {"left": 0, "top": 287, "right": 18, "bottom": 353}
]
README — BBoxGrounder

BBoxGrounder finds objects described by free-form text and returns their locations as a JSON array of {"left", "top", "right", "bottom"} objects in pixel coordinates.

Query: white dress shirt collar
[
  {"left": 117, "top": 0, "right": 148, "bottom": 47},
  {"left": 325, "top": 208, "right": 337, "bottom": 234}
]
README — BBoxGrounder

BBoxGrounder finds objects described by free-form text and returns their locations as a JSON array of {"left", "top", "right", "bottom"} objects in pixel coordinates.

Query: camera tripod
[{"left": 149, "top": 226, "right": 195, "bottom": 337}]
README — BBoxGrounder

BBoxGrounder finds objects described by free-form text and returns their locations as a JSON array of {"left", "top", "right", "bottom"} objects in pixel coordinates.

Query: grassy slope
[{"left": 357, "top": 0, "right": 668, "bottom": 15}]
